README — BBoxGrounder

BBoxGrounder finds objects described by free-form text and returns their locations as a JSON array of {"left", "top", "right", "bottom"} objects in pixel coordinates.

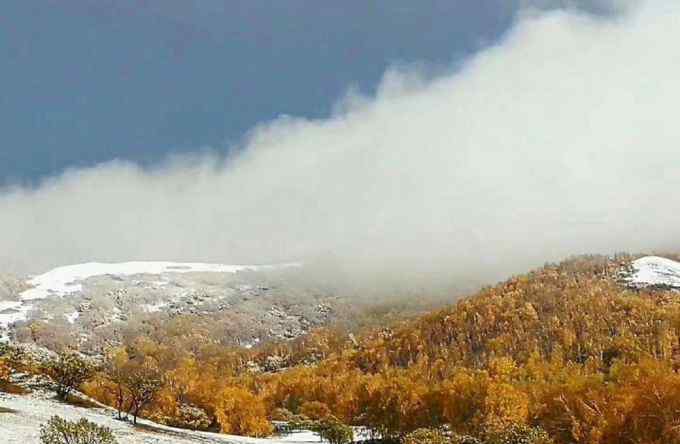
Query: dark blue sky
[{"left": 1, "top": 0, "right": 524, "bottom": 184}]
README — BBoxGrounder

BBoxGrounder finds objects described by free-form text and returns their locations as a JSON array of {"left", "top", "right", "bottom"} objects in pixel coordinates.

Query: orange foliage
[
  {"left": 82, "top": 255, "right": 680, "bottom": 442},
  {"left": 0, "top": 358, "right": 10, "bottom": 383},
  {"left": 300, "top": 401, "right": 331, "bottom": 420},
  {"left": 214, "top": 386, "right": 273, "bottom": 437}
]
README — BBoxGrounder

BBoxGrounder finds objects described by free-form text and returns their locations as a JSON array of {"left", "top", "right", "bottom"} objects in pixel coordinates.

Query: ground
[{"left": 0, "top": 390, "right": 323, "bottom": 444}]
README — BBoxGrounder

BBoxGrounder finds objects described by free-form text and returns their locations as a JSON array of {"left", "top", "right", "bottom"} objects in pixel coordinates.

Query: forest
[{"left": 4, "top": 254, "right": 680, "bottom": 444}]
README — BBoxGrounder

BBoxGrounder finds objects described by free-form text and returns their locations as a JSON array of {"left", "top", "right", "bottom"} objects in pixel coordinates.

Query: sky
[
  {"left": 0, "top": 0, "right": 630, "bottom": 184},
  {"left": 2, "top": 0, "right": 677, "bottom": 288},
  {"left": 2, "top": 0, "right": 520, "bottom": 184}
]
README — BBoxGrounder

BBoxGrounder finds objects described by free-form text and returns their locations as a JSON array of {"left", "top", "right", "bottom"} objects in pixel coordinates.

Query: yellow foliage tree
[{"left": 215, "top": 386, "right": 273, "bottom": 437}]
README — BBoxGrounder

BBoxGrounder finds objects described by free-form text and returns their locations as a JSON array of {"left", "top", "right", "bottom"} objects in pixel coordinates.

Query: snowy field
[
  {"left": 625, "top": 256, "right": 680, "bottom": 290},
  {"left": 0, "top": 391, "right": 323, "bottom": 444}
]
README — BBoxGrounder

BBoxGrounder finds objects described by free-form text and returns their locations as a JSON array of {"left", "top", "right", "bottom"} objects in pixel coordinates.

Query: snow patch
[
  {"left": 625, "top": 256, "right": 680, "bottom": 290},
  {"left": 64, "top": 311, "right": 80, "bottom": 324},
  {"left": 145, "top": 301, "right": 169, "bottom": 313},
  {"left": 21, "top": 261, "right": 299, "bottom": 301}
]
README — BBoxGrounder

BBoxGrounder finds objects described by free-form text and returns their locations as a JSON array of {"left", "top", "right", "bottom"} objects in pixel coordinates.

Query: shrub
[
  {"left": 300, "top": 400, "right": 332, "bottom": 420},
  {"left": 451, "top": 434, "right": 483, "bottom": 444},
  {"left": 152, "top": 404, "right": 212, "bottom": 431},
  {"left": 0, "top": 345, "right": 27, "bottom": 374},
  {"left": 43, "top": 353, "right": 94, "bottom": 400},
  {"left": 270, "top": 407, "right": 294, "bottom": 421},
  {"left": 403, "top": 428, "right": 450, "bottom": 444},
  {"left": 39, "top": 416, "right": 117, "bottom": 444},
  {"left": 312, "top": 418, "right": 354, "bottom": 444},
  {"left": 486, "top": 424, "right": 554, "bottom": 444}
]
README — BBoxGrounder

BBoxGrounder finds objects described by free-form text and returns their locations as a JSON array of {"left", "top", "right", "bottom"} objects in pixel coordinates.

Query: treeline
[{"left": 6, "top": 254, "right": 680, "bottom": 443}]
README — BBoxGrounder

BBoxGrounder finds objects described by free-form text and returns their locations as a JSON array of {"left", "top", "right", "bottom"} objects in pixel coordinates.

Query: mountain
[
  {"left": 0, "top": 261, "right": 339, "bottom": 351},
  {"left": 0, "top": 260, "right": 453, "bottom": 354},
  {"left": 218, "top": 254, "right": 680, "bottom": 443},
  {"left": 4, "top": 254, "right": 680, "bottom": 444},
  {"left": 622, "top": 255, "right": 680, "bottom": 290}
]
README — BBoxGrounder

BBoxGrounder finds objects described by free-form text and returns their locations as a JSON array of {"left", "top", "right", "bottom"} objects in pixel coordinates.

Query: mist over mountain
[{"left": 1, "top": 1, "right": 679, "bottom": 290}]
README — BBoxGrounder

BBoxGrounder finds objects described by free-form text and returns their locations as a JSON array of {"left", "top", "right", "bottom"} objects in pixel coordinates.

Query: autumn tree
[
  {"left": 86, "top": 348, "right": 131, "bottom": 420},
  {"left": 83, "top": 348, "right": 161, "bottom": 424},
  {"left": 214, "top": 386, "right": 273, "bottom": 437},
  {"left": 356, "top": 370, "right": 433, "bottom": 439},
  {"left": 121, "top": 358, "right": 163, "bottom": 425},
  {"left": 43, "top": 353, "right": 94, "bottom": 400}
]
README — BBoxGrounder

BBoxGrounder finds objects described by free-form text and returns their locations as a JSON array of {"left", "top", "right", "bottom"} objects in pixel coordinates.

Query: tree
[
  {"left": 356, "top": 371, "right": 432, "bottom": 439},
  {"left": 215, "top": 386, "right": 273, "bottom": 437},
  {"left": 40, "top": 416, "right": 117, "bottom": 444},
  {"left": 120, "top": 358, "right": 163, "bottom": 425},
  {"left": 84, "top": 349, "right": 162, "bottom": 424},
  {"left": 43, "top": 353, "right": 94, "bottom": 400},
  {"left": 82, "top": 349, "right": 129, "bottom": 421}
]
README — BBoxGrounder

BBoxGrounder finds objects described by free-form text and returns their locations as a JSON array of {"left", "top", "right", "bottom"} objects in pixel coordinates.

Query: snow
[
  {"left": 65, "top": 311, "right": 80, "bottom": 324},
  {"left": 20, "top": 262, "right": 298, "bottom": 301},
  {"left": 0, "top": 261, "right": 301, "bottom": 335},
  {"left": 0, "top": 391, "right": 328, "bottom": 444},
  {"left": 0, "top": 301, "right": 22, "bottom": 313},
  {"left": 145, "top": 301, "right": 170, "bottom": 313},
  {"left": 626, "top": 256, "right": 680, "bottom": 289}
]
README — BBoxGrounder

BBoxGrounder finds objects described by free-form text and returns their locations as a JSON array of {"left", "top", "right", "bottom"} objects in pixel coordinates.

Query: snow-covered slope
[
  {"left": 624, "top": 256, "right": 680, "bottom": 290},
  {"left": 0, "top": 261, "right": 304, "bottom": 343},
  {"left": 20, "top": 262, "right": 297, "bottom": 301},
  {"left": 0, "top": 391, "right": 322, "bottom": 444}
]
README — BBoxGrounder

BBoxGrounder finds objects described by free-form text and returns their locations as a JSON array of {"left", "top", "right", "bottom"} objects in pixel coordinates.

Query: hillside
[
  {"left": 100, "top": 254, "right": 678, "bottom": 444},
  {"left": 0, "top": 261, "right": 454, "bottom": 354},
  {"left": 4, "top": 254, "right": 680, "bottom": 444},
  {"left": 0, "top": 389, "right": 324, "bottom": 444}
]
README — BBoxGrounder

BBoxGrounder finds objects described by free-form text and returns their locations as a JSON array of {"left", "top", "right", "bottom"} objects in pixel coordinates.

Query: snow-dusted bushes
[
  {"left": 39, "top": 416, "right": 117, "bottom": 444},
  {"left": 402, "top": 428, "right": 450, "bottom": 444},
  {"left": 151, "top": 403, "right": 212, "bottom": 431},
  {"left": 485, "top": 425, "right": 553, "bottom": 444}
]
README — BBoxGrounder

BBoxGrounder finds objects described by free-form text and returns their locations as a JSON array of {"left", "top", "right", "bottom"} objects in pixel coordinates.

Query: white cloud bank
[{"left": 1, "top": 0, "right": 679, "bottom": 289}]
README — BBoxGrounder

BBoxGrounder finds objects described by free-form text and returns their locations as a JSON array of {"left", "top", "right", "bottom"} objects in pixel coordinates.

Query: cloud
[
  {"left": 525, "top": 0, "right": 639, "bottom": 14},
  {"left": 1, "top": 0, "right": 679, "bottom": 291}
]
